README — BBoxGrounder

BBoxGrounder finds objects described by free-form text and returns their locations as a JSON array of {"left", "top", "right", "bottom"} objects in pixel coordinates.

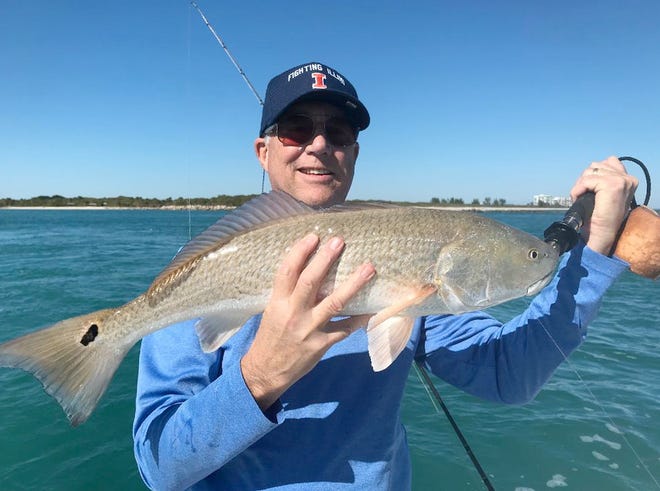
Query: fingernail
[
  {"left": 360, "top": 262, "right": 376, "bottom": 279},
  {"left": 304, "top": 233, "right": 319, "bottom": 245},
  {"left": 329, "top": 237, "right": 344, "bottom": 251}
]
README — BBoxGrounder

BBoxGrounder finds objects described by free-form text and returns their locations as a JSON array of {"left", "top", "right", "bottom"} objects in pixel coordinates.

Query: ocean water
[{"left": 0, "top": 209, "right": 658, "bottom": 491}]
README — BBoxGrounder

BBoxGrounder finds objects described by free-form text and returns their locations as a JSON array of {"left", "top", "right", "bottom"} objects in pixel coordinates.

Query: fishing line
[
  {"left": 185, "top": 4, "right": 193, "bottom": 240},
  {"left": 537, "top": 321, "right": 660, "bottom": 489},
  {"left": 542, "top": 156, "right": 659, "bottom": 488},
  {"left": 620, "top": 156, "right": 652, "bottom": 207},
  {"left": 187, "top": 7, "right": 658, "bottom": 486},
  {"left": 190, "top": 2, "right": 495, "bottom": 487},
  {"left": 607, "top": 157, "right": 651, "bottom": 257}
]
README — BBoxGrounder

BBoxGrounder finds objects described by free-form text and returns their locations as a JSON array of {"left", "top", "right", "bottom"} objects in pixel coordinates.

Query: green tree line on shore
[
  {"left": 1, "top": 194, "right": 559, "bottom": 208},
  {"left": 0, "top": 194, "right": 259, "bottom": 208},
  {"left": 429, "top": 196, "right": 509, "bottom": 206}
]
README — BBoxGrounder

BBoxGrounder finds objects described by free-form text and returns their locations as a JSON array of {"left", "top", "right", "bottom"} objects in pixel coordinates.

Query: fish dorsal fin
[
  {"left": 326, "top": 200, "right": 397, "bottom": 212},
  {"left": 147, "top": 191, "right": 317, "bottom": 298},
  {"left": 173, "top": 190, "right": 316, "bottom": 264}
]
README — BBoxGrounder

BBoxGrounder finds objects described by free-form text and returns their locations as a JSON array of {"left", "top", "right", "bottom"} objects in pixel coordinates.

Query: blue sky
[{"left": 2, "top": 0, "right": 659, "bottom": 207}]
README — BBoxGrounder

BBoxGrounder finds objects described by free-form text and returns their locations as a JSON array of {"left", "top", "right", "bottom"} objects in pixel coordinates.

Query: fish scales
[
  {"left": 147, "top": 207, "right": 451, "bottom": 325},
  {"left": 0, "top": 191, "right": 558, "bottom": 425},
  {"left": 114, "top": 207, "right": 443, "bottom": 347}
]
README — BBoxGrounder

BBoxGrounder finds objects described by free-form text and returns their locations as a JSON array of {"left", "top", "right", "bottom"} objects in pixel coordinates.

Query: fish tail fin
[{"left": 0, "top": 308, "right": 130, "bottom": 426}]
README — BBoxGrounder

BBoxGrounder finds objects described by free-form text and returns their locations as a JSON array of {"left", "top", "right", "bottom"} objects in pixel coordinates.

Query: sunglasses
[{"left": 268, "top": 114, "right": 358, "bottom": 147}]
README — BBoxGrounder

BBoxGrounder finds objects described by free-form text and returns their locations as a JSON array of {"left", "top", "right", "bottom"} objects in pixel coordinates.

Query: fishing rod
[
  {"left": 543, "top": 156, "right": 660, "bottom": 488},
  {"left": 189, "top": 2, "right": 497, "bottom": 488},
  {"left": 190, "top": 1, "right": 267, "bottom": 193},
  {"left": 191, "top": 0, "right": 660, "bottom": 491},
  {"left": 544, "top": 156, "right": 659, "bottom": 280},
  {"left": 413, "top": 361, "right": 495, "bottom": 490},
  {"left": 415, "top": 158, "right": 659, "bottom": 491},
  {"left": 190, "top": 1, "right": 263, "bottom": 106}
]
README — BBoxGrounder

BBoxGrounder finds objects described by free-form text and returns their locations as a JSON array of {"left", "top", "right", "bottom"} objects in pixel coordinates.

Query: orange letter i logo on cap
[{"left": 311, "top": 72, "right": 327, "bottom": 89}]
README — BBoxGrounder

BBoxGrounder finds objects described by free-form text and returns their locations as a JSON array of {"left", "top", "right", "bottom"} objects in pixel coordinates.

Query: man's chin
[{"left": 295, "top": 187, "right": 347, "bottom": 208}]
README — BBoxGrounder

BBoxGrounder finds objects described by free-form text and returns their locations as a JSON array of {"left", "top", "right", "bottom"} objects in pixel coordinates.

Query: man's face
[{"left": 254, "top": 101, "right": 360, "bottom": 208}]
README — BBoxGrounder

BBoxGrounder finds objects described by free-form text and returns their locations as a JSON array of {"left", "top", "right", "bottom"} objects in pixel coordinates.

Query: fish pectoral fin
[
  {"left": 365, "top": 285, "right": 436, "bottom": 372},
  {"left": 194, "top": 312, "right": 251, "bottom": 352},
  {"left": 366, "top": 317, "right": 415, "bottom": 372}
]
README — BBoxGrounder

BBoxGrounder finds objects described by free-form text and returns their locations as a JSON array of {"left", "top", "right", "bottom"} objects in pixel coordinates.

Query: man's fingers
[
  {"left": 571, "top": 156, "right": 635, "bottom": 201},
  {"left": 315, "top": 262, "right": 376, "bottom": 324},
  {"left": 324, "top": 314, "right": 373, "bottom": 343},
  {"left": 271, "top": 233, "right": 320, "bottom": 299},
  {"left": 290, "top": 236, "right": 346, "bottom": 306},
  {"left": 568, "top": 156, "right": 639, "bottom": 254},
  {"left": 587, "top": 156, "right": 624, "bottom": 173},
  {"left": 270, "top": 236, "right": 376, "bottom": 345}
]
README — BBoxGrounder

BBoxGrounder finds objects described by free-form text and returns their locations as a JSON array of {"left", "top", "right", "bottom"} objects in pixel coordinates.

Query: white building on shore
[{"left": 533, "top": 194, "right": 572, "bottom": 207}]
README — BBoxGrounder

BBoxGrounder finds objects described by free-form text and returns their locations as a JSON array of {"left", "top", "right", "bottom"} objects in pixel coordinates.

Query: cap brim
[{"left": 276, "top": 90, "right": 370, "bottom": 132}]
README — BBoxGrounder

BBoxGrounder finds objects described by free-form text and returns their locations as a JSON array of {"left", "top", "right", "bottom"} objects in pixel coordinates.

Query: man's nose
[{"left": 305, "top": 130, "right": 331, "bottom": 152}]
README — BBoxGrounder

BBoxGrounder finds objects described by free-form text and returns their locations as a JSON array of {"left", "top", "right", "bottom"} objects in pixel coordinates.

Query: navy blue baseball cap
[{"left": 259, "top": 62, "right": 370, "bottom": 136}]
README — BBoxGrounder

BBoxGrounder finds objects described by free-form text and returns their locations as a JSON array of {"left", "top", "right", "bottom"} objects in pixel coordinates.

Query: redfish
[{"left": 0, "top": 191, "right": 558, "bottom": 425}]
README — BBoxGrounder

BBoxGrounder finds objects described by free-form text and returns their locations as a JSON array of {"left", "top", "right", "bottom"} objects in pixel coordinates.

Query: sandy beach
[{"left": 2, "top": 205, "right": 235, "bottom": 211}]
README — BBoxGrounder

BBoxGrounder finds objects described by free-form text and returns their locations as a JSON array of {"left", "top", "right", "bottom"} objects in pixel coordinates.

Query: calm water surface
[{"left": 0, "top": 209, "right": 658, "bottom": 490}]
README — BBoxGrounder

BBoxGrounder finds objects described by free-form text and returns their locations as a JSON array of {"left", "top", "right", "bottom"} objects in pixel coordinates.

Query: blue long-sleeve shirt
[{"left": 133, "top": 243, "right": 628, "bottom": 490}]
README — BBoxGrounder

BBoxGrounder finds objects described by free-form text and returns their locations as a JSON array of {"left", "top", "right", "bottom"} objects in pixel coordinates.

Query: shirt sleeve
[
  {"left": 132, "top": 317, "right": 281, "bottom": 491},
  {"left": 418, "top": 242, "right": 629, "bottom": 404}
]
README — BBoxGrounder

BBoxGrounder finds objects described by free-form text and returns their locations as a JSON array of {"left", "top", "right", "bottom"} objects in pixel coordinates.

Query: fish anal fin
[
  {"left": 365, "top": 284, "right": 436, "bottom": 372},
  {"left": 194, "top": 310, "right": 255, "bottom": 352},
  {"left": 367, "top": 317, "right": 415, "bottom": 372}
]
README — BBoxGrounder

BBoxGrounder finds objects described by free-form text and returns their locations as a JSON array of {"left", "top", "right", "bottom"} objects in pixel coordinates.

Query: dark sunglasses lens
[
  {"left": 277, "top": 115, "right": 314, "bottom": 146},
  {"left": 277, "top": 115, "right": 357, "bottom": 147},
  {"left": 325, "top": 117, "right": 357, "bottom": 146}
]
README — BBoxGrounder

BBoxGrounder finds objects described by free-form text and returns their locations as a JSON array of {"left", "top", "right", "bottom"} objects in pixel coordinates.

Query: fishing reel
[{"left": 544, "top": 156, "right": 659, "bottom": 280}]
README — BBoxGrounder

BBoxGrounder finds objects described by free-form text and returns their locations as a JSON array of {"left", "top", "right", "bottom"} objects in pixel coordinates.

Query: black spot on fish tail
[{"left": 80, "top": 324, "right": 99, "bottom": 346}]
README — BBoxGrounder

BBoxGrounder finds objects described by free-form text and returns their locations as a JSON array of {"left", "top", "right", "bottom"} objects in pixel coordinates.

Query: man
[{"left": 133, "top": 61, "right": 637, "bottom": 490}]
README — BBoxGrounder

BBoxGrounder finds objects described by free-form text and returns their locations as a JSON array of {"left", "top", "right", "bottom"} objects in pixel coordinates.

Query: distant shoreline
[{"left": 1, "top": 205, "right": 567, "bottom": 212}]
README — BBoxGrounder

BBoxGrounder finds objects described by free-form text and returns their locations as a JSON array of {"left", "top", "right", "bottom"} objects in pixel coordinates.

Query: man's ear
[{"left": 254, "top": 137, "right": 268, "bottom": 172}]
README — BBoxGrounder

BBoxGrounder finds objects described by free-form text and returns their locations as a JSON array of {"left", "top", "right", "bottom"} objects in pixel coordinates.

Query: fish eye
[{"left": 528, "top": 248, "right": 540, "bottom": 261}]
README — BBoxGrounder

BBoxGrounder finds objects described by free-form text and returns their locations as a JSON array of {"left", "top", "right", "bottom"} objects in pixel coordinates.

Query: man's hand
[
  {"left": 570, "top": 156, "right": 638, "bottom": 255},
  {"left": 241, "top": 233, "right": 376, "bottom": 412}
]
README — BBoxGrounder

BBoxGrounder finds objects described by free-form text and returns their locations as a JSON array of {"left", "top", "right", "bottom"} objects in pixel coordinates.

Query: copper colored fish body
[{"left": 0, "top": 191, "right": 558, "bottom": 425}]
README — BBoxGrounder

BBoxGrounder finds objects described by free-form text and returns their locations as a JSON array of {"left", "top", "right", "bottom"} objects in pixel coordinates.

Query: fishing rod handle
[
  {"left": 563, "top": 192, "right": 595, "bottom": 232},
  {"left": 543, "top": 156, "right": 658, "bottom": 278},
  {"left": 543, "top": 192, "right": 595, "bottom": 254}
]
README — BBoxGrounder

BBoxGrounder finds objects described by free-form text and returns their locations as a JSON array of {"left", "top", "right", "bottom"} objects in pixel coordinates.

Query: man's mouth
[{"left": 299, "top": 168, "right": 332, "bottom": 176}]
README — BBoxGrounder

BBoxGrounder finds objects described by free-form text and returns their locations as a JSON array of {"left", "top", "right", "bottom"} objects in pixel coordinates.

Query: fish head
[{"left": 433, "top": 220, "right": 559, "bottom": 312}]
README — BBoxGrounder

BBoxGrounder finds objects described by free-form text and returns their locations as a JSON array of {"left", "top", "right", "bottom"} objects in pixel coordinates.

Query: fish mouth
[{"left": 526, "top": 270, "right": 554, "bottom": 295}]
